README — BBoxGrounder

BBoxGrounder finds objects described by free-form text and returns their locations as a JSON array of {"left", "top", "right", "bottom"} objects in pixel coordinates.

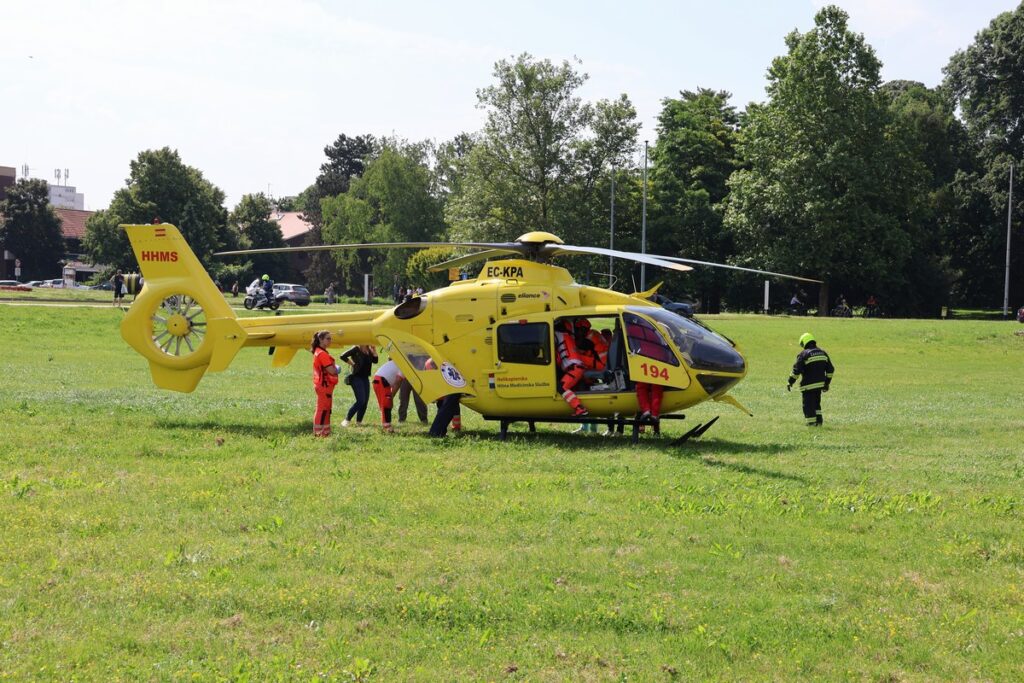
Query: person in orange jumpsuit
[
  {"left": 555, "top": 319, "right": 589, "bottom": 416},
  {"left": 310, "top": 330, "right": 340, "bottom": 436},
  {"left": 575, "top": 318, "right": 609, "bottom": 372}
]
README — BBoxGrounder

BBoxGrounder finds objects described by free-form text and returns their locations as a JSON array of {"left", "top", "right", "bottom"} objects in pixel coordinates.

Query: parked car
[
  {"left": 26, "top": 280, "right": 45, "bottom": 287},
  {"left": 651, "top": 293, "right": 700, "bottom": 318},
  {"left": 90, "top": 282, "right": 113, "bottom": 290},
  {"left": 0, "top": 280, "right": 33, "bottom": 292},
  {"left": 39, "top": 278, "right": 65, "bottom": 288},
  {"left": 272, "top": 283, "right": 311, "bottom": 306}
]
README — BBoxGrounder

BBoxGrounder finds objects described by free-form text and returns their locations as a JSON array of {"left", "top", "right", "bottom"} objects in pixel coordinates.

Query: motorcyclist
[{"left": 260, "top": 274, "right": 275, "bottom": 305}]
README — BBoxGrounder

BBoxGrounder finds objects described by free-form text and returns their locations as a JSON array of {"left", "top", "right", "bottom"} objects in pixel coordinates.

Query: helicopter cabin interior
[{"left": 494, "top": 313, "right": 687, "bottom": 396}]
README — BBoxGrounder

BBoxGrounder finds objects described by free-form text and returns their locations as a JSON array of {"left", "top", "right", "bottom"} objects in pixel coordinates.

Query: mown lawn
[{"left": 1, "top": 304, "right": 1022, "bottom": 681}]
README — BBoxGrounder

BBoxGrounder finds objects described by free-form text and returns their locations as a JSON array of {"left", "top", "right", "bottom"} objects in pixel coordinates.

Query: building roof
[
  {"left": 55, "top": 208, "right": 94, "bottom": 240},
  {"left": 272, "top": 211, "right": 314, "bottom": 242}
]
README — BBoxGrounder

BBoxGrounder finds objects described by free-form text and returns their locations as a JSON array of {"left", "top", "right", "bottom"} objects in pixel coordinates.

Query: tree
[
  {"left": 650, "top": 89, "right": 741, "bottom": 312},
  {"left": 83, "top": 148, "right": 235, "bottom": 276},
  {"left": 0, "top": 178, "right": 65, "bottom": 281},
  {"left": 320, "top": 144, "right": 446, "bottom": 294},
  {"left": 228, "top": 193, "right": 289, "bottom": 283},
  {"left": 301, "top": 134, "right": 378, "bottom": 291},
  {"left": 446, "top": 54, "right": 639, "bottom": 245},
  {"left": 724, "top": 6, "right": 932, "bottom": 314},
  {"left": 944, "top": 4, "right": 1024, "bottom": 307}
]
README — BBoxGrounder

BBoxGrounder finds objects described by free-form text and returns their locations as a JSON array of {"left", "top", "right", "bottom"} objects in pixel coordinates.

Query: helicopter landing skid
[
  {"left": 488, "top": 414, "right": 693, "bottom": 444},
  {"left": 669, "top": 415, "right": 720, "bottom": 446}
]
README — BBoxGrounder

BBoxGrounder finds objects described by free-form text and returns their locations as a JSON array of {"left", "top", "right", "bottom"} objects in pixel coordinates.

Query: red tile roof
[
  {"left": 272, "top": 211, "right": 313, "bottom": 242},
  {"left": 55, "top": 208, "right": 94, "bottom": 240}
]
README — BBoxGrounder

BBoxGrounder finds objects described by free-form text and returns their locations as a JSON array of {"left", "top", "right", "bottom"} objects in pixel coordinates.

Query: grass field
[{"left": 1, "top": 303, "right": 1022, "bottom": 681}]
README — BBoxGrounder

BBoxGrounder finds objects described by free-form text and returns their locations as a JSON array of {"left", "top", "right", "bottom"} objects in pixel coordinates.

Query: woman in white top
[{"left": 371, "top": 359, "right": 404, "bottom": 432}]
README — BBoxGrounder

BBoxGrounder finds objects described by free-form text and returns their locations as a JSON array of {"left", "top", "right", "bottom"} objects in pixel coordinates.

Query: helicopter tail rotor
[{"left": 120, "top": 224, "right": 247, "bottom": 393}]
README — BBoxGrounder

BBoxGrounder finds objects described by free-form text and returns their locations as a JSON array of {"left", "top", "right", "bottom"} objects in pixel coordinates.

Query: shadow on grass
[
  {"left": 671, "top": 448, "right": 809, "bottom": 484},
  {"left": 153, "top": 417, "right": 311, "bottom": 438}
]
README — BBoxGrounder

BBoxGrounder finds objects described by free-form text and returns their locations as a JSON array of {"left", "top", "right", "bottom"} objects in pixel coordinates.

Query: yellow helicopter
[{"left": 120, "top": 224, "right": 820, "bottom": 441}]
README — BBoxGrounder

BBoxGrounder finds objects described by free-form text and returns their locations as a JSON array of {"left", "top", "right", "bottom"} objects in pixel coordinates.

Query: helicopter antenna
[{"left": 594, "top": 272, "right": 617, "bottom": 290}]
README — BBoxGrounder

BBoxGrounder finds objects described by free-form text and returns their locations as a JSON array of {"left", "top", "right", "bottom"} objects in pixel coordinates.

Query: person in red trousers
[{"left": 310, "top": 330, "right": 340, "bottom": 436}]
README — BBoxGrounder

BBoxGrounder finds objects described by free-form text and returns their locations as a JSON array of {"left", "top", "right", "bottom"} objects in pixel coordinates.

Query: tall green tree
[
  {"left": 881, "top": 81, "right": 972, "bottom": 311},
  {"left": 0, "top": 178, "right": 65, "bottom": 281},
  {"left": 321, "top": 144, "right": 446, "bottom": 294},
  {"left": 447, "top": 54, "right": 638, "bottom": 245},
  {"left": 944, "top": 4, "right": 1024, "bottom": 307},
  {"left": 83, "top": 148, "right": 235, "bottom": 276},
  {"left": 302, "top": 133, "right": 378, "bottom": 291},
  {"left": 724, "top": 6, "right": 930, "bottom": 314},
  {"left": 650, "top": 89, "right": 741, "bottom": 312},
  {"left": 228, "top": 193, "right": 289, "bottom": 283}
]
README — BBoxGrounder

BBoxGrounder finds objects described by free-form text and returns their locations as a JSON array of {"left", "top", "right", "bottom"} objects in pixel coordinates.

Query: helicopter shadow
[
  {"left": 490, "top": 430, "right": 807, "bottom": 484},
  {"left": 670, "top": 439, "right": 808, "bottom": 484},
  {"left": 152, "top": 417, "right": 311, "bottom": 439}
]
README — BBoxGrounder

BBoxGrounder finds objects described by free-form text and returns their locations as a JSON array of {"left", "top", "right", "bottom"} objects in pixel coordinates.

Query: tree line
[{"left": 3, "top": 5, "right": 1020, "bottom": 315}]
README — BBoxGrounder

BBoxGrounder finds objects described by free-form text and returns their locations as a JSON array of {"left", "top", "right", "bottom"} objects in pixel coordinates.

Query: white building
[{"left": 48, "top": 183, "right": 85, "bottom": 210}]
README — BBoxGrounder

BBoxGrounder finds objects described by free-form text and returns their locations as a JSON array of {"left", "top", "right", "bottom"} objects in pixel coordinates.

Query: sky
[{"left": 1, "top": 0, "right": 1019, "bottom": 211}]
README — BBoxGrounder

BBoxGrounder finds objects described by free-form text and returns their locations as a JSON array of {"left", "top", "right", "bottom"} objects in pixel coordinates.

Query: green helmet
[
  {"left": 799, "top": 332, "right": 815, "bottom": 348},
  {"left": 261, "top": 274, "right": 270, "bottom": 281}
]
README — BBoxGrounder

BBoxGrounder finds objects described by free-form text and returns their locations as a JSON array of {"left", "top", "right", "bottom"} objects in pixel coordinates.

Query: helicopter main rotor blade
[
  {"left": 215, "top": 241, "right": 525, "bottom": 257},
  {"left": 426, "top": 249, "right": 522, "bottom": 272},
  {"left": 659, "top": 256, "right": 822, "bottom": 283},
  {"left": 544, "top": 244, "right": 693, "bottom": 273}
]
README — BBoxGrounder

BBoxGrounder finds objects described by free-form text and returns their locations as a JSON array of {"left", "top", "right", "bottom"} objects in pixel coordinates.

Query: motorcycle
[{"left": 243, "top": 285, "right": 281, "bottom": 311}]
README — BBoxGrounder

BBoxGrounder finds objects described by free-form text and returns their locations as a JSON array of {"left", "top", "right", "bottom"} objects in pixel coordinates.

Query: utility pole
[
  {"left": 1004, "top": 161, "right": 1014, "bottom": 318},
  {"left": 609, "top": 172, "right": 615, "bottom": 288},
  {"left": 641, "top": 140, "right": 648, "bottom": 291}
]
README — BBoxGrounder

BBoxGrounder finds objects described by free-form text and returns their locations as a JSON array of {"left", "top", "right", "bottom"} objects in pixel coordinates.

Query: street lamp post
[
  {"left": 1004, "top": 160, "right": 1015, "bottom": 318},
  {"left": 609, "top": 172, "right": 615, "bottom": 288},
  {"left": 641, "top": 140, "right": 648, "bottom": 291}
]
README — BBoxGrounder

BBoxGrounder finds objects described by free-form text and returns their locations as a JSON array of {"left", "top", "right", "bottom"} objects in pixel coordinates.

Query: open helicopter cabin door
[
  {"left": 376, "top": 331, "right": 477, "bottom": 404},
  {"left": 491, "top": 317, "right": 556, "bottom": 398},
  {"left": 622, "top": 311, "right": 691, "bottom": 389}
]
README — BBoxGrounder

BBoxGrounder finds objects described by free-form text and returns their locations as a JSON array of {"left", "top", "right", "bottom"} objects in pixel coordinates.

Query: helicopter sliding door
[
  {"left": 376, "top": 331, "right": 477, "bottom": 404},
  {"left": 622, "top": 311, "right": 691, "bottom": 389},
  {"left": 491, "top": 318, "right": 556, "bottom": 398}
]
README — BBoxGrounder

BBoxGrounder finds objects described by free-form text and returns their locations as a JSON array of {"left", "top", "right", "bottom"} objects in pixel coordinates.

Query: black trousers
[
  {"left": 429, "top": 395, "right": 461, "bottom": 437},
  {"left": 801, "top": 389, "right": 823, "bottom": 425}
]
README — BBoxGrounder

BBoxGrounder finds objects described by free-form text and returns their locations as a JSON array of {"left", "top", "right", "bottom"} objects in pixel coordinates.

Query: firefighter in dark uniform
[{"left": 787, "top": 332, "right": 834, "bottom": 426}]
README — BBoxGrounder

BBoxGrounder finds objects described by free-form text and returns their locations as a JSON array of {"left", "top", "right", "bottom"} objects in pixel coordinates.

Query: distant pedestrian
[
  {"left": 231, "top": 281, "right": 239, "bottom": 297},
  {"left": 111, "top": 270, "right": 125, "bottom": 306},
  {"left": 787, "top": 332, "right": 835, "bottom": 426},
  {"left": 310, "top": 330, "right": 341, "bottom": 437},
  {"left": 325, "top": 283, "right": 336, "bottom": 305}
]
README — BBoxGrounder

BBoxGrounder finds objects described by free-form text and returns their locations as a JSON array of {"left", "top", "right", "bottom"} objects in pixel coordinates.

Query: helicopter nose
[{"left": 688, "top": 337, "right": 746, "bottom": 374}]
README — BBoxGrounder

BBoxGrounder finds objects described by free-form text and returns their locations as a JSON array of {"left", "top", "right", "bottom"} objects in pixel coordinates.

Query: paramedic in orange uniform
[
  {"left": 554, "top": 319, "right": 588, "bottom": 416},
  {"left": 310, "top": 330, "right": 340, "bottom": 436}
]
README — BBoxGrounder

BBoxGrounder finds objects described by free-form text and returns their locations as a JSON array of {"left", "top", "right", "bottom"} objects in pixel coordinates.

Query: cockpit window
[
  {"left": 394, "top": 295, "right": 428, "bottom": 320},
  {"left": 624, "top": 313, "right": 680, "bottom": 366},
  {"left": 627, "top": 306, "right": 745, "bottom": 373}
]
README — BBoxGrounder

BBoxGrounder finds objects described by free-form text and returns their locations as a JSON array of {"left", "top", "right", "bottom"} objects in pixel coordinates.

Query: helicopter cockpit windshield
[{"left": 627, "top": 307, "right": 745, "bottom": 374}]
